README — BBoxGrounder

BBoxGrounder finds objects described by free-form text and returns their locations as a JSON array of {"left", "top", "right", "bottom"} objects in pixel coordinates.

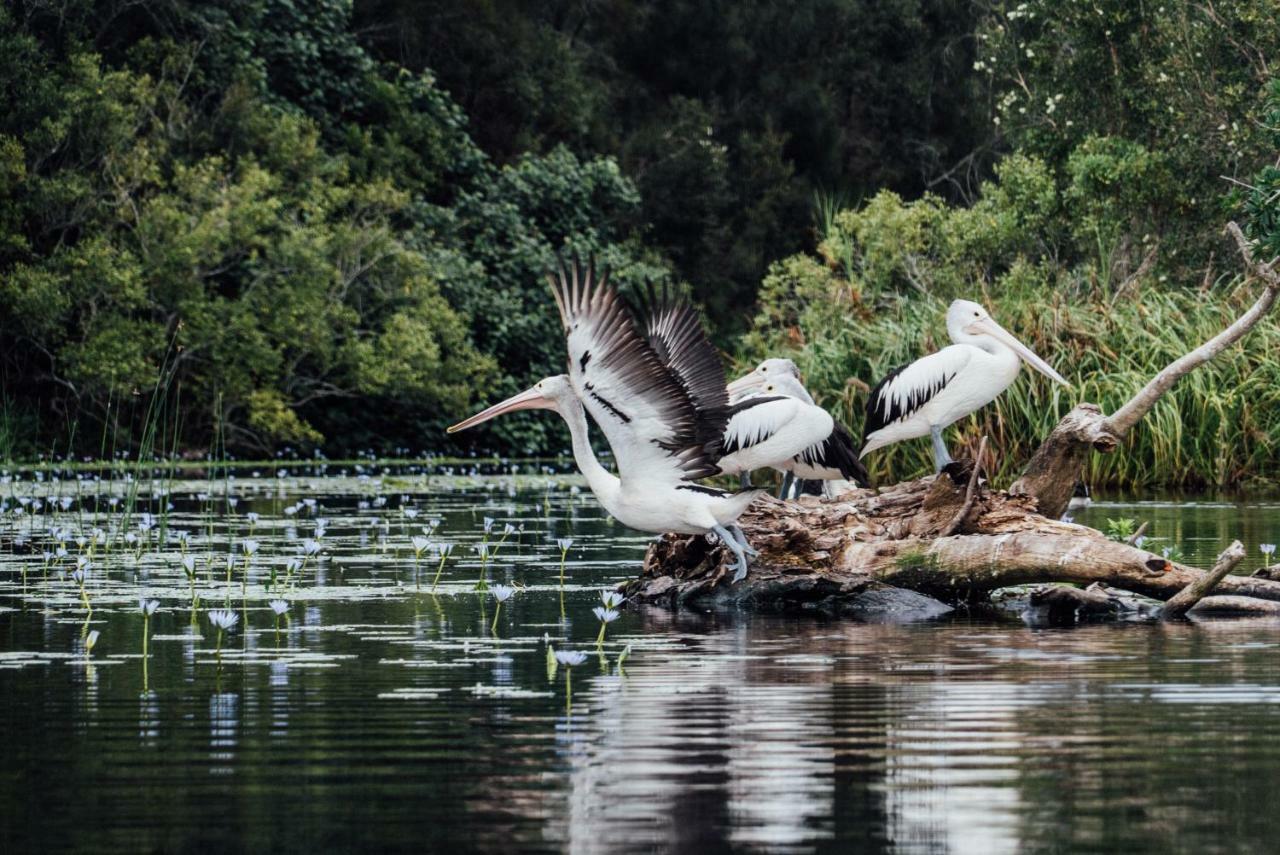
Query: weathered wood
[
  {"left": 941, "top": 436, "right": 987, "bottom": 537},
  {"left": 1162, "top": 541, "right": 1245, "bottom": 619},
  {"left": 628, "top": 477, "right": 1280, "bottom": 615},
  {"left": 1009, "top": 222, "right": 1280, "bottom": 517}
]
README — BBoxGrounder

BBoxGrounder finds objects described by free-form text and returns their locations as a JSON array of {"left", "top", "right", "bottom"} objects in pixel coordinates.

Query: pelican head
[
  {"left": 447, "top": 375, "right": 574, "bottom": 433},
  {"left": 726, "top": 357, "right": 803, "bottom": 399},
  {"left": 946, "top": 299, "right": 1070, "bottom": 387},
  {"left": 754, "top": 373, "right": 809, "bottom": 400}
]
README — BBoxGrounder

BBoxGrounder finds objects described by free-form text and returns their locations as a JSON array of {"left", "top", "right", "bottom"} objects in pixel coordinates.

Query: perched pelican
[
  {"left": 449, "top": 263, "right": 764, "bottom": 581},
  {"left": 725, "top": 366, "right": 868, "bottom": 498},
  {"left": 860, "top": 299, "right": 1069, "bottom": 471}
]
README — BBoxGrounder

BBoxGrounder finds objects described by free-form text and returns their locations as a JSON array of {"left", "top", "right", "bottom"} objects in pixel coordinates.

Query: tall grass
[{"left": 747, "top": 279, "right": 1280, "bottom": 490}]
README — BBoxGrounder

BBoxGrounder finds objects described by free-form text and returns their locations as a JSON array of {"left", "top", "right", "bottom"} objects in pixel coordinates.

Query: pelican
[
  {"left": 725, "top": 363, "right": 868, "bottom": 498},
  {"left": 860, "top": 299, "right": 1070, "bottom": 471},
  {"left": 448, "top": 263, "right": 764, "bottom": 582}
]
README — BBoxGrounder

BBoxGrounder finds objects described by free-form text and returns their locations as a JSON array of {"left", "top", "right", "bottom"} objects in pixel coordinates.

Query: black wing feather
[
  {"left": 635, "top": 285, "right": 731, "bottom": 454},
  {"left": 548, "top": 258, "right": 723, "bottom": 481},
  {"left": 861, "top": 363, "right": 954, "bottom": 443},
  {"left": 801, "top": 422, "right": 869, "bottom": 486}
]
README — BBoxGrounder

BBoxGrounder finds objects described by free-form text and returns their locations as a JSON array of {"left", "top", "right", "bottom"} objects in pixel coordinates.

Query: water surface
[{"left": 2, "top": 470, "right": 1279, "bottom": 853}]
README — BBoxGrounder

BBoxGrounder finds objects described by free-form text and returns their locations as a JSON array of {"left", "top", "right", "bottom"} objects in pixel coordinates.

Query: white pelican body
[
  {"left": 450, "top": 264, "right": 764, "bottom": 580},
  {"left": 861, "top": 300, "right": 1069, "bottom": 471},
  {"left": 725, "top": 362, "right": 868, "bottom": 497},
  {"left": 714, "top": 396, "right": 834, "bottom": 479}
]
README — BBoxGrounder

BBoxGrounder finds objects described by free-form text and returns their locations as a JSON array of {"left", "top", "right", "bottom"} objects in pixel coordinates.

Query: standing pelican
[
  {"left": 725, "top": 365, "right": 868, "bottom": 498},
  {"left": 449, "top": 263, "right": 764, "bottom": 581},
  {"left": 860, "top": 299, "right": 1069, "bottom": 471}
]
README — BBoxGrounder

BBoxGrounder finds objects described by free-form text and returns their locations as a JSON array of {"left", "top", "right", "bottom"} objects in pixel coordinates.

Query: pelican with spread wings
[{"left": 448, "top": 261, "right": 764, "bottom": 581}]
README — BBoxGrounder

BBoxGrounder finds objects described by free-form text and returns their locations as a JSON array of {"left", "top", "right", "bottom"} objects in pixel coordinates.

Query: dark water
[{"left": 3, "top": 471, "right": 1280, "bottom": 854}]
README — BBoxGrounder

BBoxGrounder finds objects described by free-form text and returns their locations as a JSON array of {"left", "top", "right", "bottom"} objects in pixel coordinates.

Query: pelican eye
[{"left": 974, "top": 311, "right": 980, "bottom": 317}]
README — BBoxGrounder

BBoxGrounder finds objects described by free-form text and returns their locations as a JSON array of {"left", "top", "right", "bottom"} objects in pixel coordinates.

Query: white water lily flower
[
  {"left": 593, "top": 607, "right": 619, "bottom": 624},
  {"left": 242, "top": 539, "right": 259, "bottom": 556},
  {"left": 435, "top": 543, "right": 454, "bottom": 558},
  {"left": 246, "top": 512, "right": 260, "bottom": 524},
  {"left": 268, "top": 600, "right": 289, "bottom": 616},
  {"left": 482, "top": 517, "right": 495, "bottom": 533},
  {"left": 85, "top": 630, "right": 100, "bottom": 653},
  {"left": 503, "top": 523, "right": 517, "bottom": 536},
  {"left": 403, "top": 508, "right": 419, "bottom": 519},
  {"left": 139, "top": 599, "right": 160, "bottom": 616},
  {"left": 302, "top": 539, "right": 321, "bottom": 556},
  {"left": 556, "top": 538, "right": 574, "bottom": 552},
  {"left": 491, "top": 584, "right": 516, "bottom": 603},
  {"left": 181, "top": 555, "right": 196, "bottom": 574},
  {"left": 208, "top": 609, "right": 239, "bottom": 630},
  {"left": 1262, "top": 543, "right": 1276, "bottom": 558},
  {"left": 555, "top": 650, "right": 588, "bottom": 667},
  {"left": 600, "top": 591, "right": 625, "bottom": 609},
  {"left": 411, "top": 536, "right": 431, "bottom": 554}
]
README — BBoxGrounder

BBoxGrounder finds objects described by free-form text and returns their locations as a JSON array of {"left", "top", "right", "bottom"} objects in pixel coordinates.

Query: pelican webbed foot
[
  {"left": 728, "top": 523, "right": 759, "bottom": 557},
  {"left": 712, "top": 524, "right": 752, "bottom": 583}
]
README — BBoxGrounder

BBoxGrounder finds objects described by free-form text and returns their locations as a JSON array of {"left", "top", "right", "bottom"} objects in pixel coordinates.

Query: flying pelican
[
  {"left": 448, "top": 263, "right": 765, "bottom": 582},
  {"left": 860, "top": 299, "right": 1070, "bottom": 471},
  {"left": 726, "top": 363, "right": 868, "bottom": 498}
]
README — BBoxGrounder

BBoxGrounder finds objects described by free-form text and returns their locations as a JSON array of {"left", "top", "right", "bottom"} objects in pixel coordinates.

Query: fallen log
[{"left": 627, "top": 222, "right": 1280, "bottom": 617}]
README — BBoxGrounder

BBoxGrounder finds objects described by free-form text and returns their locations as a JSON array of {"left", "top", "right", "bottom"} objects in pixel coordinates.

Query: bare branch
[
  {"left": 1105, "top": 222, "right": 1280, "bottom": 436},
  {"left": 1162, "top": 540, "right": 1245, "bottom": 619},
  {"left": 941, "top": 435, "right": 987, "bottom": 537}
]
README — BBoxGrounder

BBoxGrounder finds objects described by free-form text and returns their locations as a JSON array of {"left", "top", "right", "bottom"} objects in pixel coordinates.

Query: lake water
[{"left": 3, "top": 467, "right": 1280, "bottom": 853}]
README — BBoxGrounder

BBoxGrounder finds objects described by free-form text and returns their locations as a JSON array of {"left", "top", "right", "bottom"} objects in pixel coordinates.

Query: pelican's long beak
[
  {"left": 966, "top": 317, "right": 1071, "bottom": 387},
  {"left": 726, "top": 374, "right": 765, "bottom": 399},
  {"left": 446, "top": 386, "right": 554, "bottom": 433}
]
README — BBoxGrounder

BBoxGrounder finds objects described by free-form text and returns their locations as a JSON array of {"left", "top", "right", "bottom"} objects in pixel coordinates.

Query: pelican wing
[
  {"left": 863, "top": 346, "right": 971, "bottom": 441},
  {"left": 636, "top": 286, "right": 730, "bottom": 455},
  {"left": 798, "top": 422, "right": 869, "bottom": 485},
  {"left": 718, "top": 396, "right": 796, "bottom": 457},
  {"left": 548, "top": 260, "right": 721, "bottom": 481}
]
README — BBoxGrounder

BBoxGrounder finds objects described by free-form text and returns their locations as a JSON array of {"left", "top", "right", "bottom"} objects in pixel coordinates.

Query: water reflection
[{"left": 4, "top": 476, "right": 1280, "bottom": 853}]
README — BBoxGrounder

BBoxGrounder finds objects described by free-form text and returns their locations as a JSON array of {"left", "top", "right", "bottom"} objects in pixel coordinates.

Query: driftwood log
[{"left": 627, "top": 223, "right": 1280, "bottom": 620}]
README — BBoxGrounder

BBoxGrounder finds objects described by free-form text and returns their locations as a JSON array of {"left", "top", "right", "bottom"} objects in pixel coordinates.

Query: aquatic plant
[
  {"left": 268, "top": 599, "right": 289, "bottom": 637},
  {"left": 592, "top": 606, "right": 619, "bottom": 647},
  {"left": 490, "top": 584, "right": 515, "bottom": 633},
  {"left": 411, "top": 535, "right": 431, "bottom": 587},
  {"left": 554, "top": 649, "right": 588, "bottom": 714},
  {"left": 1105, "top": 518, "right": 1137, "bottom": 542},
  {"left": 209, "top": 609, "right": 239, "bottom": 662},
  {"left": 473, "top": 542, "right": 490, "bottom": 591},
  {"left": 1262, "top": 543, "right": 1276, "bottom": 563},
  {"left": 556, "top": 537, "right": 573, "bottom": 588},
  {"left": 84, "top": 629, "right": 100, "bottom": 659},
  {"left": 139, "top": 598, "right": 159, "bottom": 686},
  {"left": 431, "top": 542, "right": 454, "bottom": 591},
  {"left": 600, "top": 591, "right": 625, "bottom": 609}
]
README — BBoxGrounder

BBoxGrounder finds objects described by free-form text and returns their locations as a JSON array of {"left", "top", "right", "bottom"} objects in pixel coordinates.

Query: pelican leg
[
  {"left": 930, "top": 426, "right": 953, "bottom": 472},
  {"left": 792, "top": 479, "right": 809, "bottom": 499},
  {"left": 728, "top": 523, "right": 759, "bottom": 557},
  {"left": 777, "top": 471, "right": 794, "bottom": 500},
  {"left": 711, "top": 524, "right": 751, "bottom": 583},
  {"left": 739, "top": 471, "right": 752, "bottom": 489}
]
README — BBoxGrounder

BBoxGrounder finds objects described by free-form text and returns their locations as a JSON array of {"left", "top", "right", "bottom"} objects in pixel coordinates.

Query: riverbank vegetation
[{"left": 0, "top": 1, "right": 1278, "bottom": 487}]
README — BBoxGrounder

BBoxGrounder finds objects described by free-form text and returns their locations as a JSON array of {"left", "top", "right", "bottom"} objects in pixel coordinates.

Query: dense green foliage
[
  {"left": 1, "top": 0, "right": 1278, "bottom": 484},
  {"left": 745, "top": 66, "right": 1280, "bottom": 487},
  {"left": 0, "top": 0, "right": 652, "bottom": 457}
]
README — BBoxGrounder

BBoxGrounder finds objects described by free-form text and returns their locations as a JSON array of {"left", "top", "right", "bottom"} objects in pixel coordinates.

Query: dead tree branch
[{"left": 1162, "top": 540, "right": 1245, "bottom": 619}]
